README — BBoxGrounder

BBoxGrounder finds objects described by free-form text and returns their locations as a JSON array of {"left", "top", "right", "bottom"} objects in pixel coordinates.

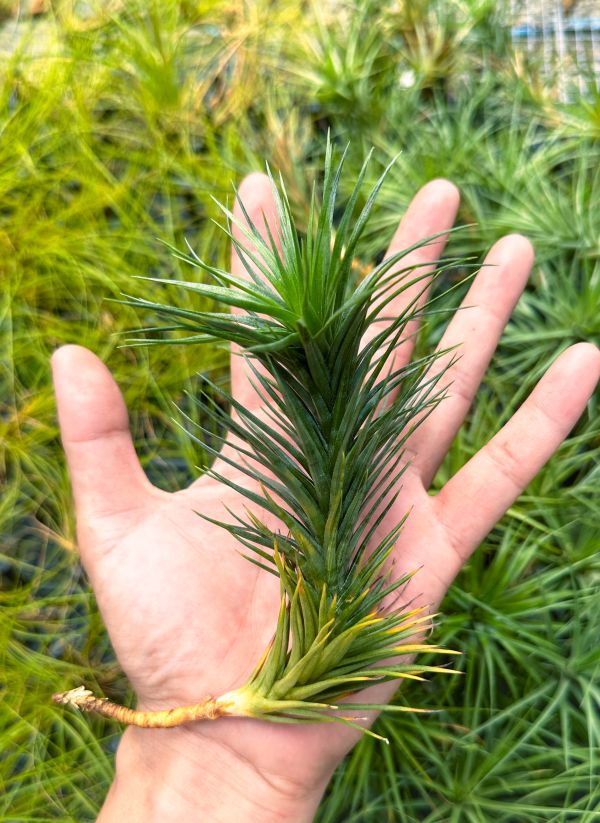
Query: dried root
[{"left": 52, "top": 685, "right": 248, "bottom": 727}]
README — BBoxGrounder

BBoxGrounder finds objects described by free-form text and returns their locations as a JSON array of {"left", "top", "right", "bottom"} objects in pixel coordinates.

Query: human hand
[{"left": 51, "top": 174, "right": 600, "bottom": 822}]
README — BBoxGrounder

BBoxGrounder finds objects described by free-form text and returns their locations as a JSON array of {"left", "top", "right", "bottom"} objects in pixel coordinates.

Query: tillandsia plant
[{"left": 53, "top": 144, "right": 462, "bottom": 739}]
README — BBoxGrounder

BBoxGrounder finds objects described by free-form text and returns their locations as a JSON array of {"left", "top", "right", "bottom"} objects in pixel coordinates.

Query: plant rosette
[{"left": 53, "top": 142, "right": 461, "bottom": 741}]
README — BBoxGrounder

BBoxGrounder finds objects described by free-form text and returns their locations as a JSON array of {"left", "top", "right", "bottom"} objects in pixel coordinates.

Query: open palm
[{"left": 52, "top": 175, "right": 600, "bottom": 817}]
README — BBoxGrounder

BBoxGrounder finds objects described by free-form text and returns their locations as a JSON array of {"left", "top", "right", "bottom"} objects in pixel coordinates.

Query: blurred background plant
[{"left": 1, "top": 0, "right": 598, "bottom": 819}]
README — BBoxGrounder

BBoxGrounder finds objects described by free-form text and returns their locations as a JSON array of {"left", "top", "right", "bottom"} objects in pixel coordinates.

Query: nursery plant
[
  {"left": 52, "top": 143, "right": 462, "bottom": 735},
  {"left": 3, "top": 1, "right": 600, "bottom": 820}
]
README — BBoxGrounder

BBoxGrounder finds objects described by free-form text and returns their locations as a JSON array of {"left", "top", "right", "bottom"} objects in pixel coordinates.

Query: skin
[{"left": 51, "top": 174, "right": 600, "bottom": 822}]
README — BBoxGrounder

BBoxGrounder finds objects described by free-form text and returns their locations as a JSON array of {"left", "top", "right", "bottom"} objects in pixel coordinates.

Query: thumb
[{"left": 51, "top": 345, "right": 153, "bottom": 523}]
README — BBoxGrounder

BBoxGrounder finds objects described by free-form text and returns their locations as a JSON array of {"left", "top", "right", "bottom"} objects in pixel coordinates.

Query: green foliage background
[{"left": 1, "top": 1, "right": 598, "bottom": 819}]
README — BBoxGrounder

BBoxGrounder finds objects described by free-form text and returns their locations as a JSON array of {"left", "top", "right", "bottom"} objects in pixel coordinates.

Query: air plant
[{"left": 53, "top": 142, "right": 460, "bottom": 740}]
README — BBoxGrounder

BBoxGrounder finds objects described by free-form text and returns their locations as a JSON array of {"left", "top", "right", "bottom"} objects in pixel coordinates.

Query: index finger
[{"left": 229, "top": 172, "right": 282, "bottom": 412}]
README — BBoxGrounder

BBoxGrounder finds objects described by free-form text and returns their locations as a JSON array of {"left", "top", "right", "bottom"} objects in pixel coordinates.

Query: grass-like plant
[
  {"left": 53, "top": 143, "right": 460, "bottom": 736},
  {"left": 4, "top": 2, "right": 600, "bottom": 818}
]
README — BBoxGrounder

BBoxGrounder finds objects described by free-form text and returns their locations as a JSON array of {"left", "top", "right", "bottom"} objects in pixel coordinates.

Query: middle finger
[{"left": 361, "top": 178, "right": 460, "bottom": 371}]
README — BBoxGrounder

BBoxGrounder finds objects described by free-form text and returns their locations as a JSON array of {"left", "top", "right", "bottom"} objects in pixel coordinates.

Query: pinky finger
[{"left": 435, "top": 343, "right": 600, "bottom": 564}]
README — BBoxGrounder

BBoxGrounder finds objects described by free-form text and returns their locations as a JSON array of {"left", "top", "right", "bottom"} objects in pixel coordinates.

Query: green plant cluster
[
  {"left": 123, "top": 145, "right": 465, "bottom": 731},
  {"left": 1, "top": 1, "right": 598, "bottom": 820}
]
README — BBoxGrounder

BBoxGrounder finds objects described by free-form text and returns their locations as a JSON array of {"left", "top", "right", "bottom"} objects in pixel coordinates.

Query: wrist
[{"left": 99, "top": 724, "right": 326, "bottom": 823}]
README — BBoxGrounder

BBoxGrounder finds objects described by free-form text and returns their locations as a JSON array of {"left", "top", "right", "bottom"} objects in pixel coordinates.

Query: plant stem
[{"left": 51, "top": 686, "right": 250, "bottom": 727}]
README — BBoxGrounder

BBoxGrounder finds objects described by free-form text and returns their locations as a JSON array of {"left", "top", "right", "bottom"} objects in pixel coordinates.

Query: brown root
[{"left": 52, "top": 685, "right": 236, "bottom": 728}]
